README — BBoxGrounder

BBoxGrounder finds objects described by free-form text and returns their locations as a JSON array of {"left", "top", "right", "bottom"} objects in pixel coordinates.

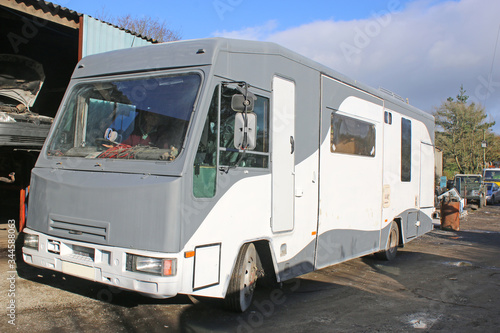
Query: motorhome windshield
[{"left": 48, "top": 73, "right": 201, "bottom": 161}]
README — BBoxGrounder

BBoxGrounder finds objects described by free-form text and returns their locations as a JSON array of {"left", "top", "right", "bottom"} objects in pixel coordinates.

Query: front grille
[{"left": 49, "top": 216, "right": 109, "bottom": 244}]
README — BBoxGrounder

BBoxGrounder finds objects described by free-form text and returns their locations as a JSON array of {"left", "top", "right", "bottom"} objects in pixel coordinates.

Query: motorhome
[{"left": 22, "top": 38, "right": 435, "bottom": 312}]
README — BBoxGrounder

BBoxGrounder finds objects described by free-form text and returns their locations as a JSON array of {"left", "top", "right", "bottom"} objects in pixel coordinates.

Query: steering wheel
[{"left": 95, "top": 138, "right": 118, "bottom": 148}]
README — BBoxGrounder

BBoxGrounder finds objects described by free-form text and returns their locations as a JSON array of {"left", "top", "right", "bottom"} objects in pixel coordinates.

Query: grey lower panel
[
  {"left": 417, "top": 210, "right": 434, "bottom": 236},
  {"left": 277, "top": 240, "right": 316, "bottom": 281},
  {"left": 396, "top": 208, "right": 434, "bottom": 243},
  {"left": 276, "top": 210, "right": 434, "bottom": 282},
  {"left": 315, "top": 228, "right": 381, "bottom": 270},
  {"left": 277, "top": 228, "right": 381, "bottom": 282}
]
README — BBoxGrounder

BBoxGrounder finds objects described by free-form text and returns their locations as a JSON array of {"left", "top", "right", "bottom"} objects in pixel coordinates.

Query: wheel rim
[
  {"left": 239, "top": 247, "right": 258, "bottom": 310},
  {"left": 388, "top": 227, "right": 398, "bottom": 255}
]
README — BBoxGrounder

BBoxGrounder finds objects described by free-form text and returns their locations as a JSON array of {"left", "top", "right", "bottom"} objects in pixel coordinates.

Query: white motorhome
[{"left": 22, "top": 38, "right": 435, "bottom": 312}]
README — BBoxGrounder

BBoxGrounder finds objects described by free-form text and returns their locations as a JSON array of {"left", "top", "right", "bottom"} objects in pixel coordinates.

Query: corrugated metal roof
[
  {"left": 1, "top": 0, "right": 158, "bottom": 43},
  {"left": 82, "top": 15, "right": 153, "bottom": 58}
]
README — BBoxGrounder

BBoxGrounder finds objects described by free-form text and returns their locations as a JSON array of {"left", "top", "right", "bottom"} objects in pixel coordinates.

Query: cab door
[{"left": 271, "top": 76, "right": 295, "bottom": 233}]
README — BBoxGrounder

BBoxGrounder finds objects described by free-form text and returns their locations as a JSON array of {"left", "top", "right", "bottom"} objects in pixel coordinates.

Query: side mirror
[
  {"left": 231, "top": 94, "right": 255, "bottom": 112},
  {"left": 234, "top": 112, "right": 257, "bottom": 150}
]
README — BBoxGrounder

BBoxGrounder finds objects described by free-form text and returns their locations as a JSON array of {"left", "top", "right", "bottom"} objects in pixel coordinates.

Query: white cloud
[
  {"left": 212, "top": 20, "right": 279, "bottom": 40},
  {"left": 212, "top": 0, "right": 500, "bottom": 133}
]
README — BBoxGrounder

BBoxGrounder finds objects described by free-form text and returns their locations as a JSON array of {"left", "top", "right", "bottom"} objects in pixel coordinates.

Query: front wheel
[
  {"left": 375, "top": 221, "right": 399, "bottom": 261},
  {"left": 225, "top": 243, "right": 259, "bottom": 312}
]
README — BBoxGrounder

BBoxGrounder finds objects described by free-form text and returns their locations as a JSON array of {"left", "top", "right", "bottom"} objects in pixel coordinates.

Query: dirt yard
[{"left": 1, "top": 204, "right": 499, "bottom": 332}]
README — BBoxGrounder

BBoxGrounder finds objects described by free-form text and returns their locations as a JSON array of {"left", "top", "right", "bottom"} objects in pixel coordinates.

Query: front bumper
[{"left": 22, "top": 228, "right": 182, "bottom": 298}]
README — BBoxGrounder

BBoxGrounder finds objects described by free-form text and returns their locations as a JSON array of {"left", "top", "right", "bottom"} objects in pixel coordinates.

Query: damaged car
[
  {"left": 0, "top": 54, "right": 53, "bottom": 147},
  {"left": 0, "top": 55, "right": 53, "bottom": 228}
]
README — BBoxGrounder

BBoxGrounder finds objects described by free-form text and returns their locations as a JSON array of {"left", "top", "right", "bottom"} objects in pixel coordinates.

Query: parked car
[
  {"left": 485, "top": 182, "right": 500, "bottom": 205},
  {"left": 453, "top": 174, "right": 487, "bottom": 207}
]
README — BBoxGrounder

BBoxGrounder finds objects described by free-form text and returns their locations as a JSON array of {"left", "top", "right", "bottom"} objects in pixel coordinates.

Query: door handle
[{"left": 290, "top": 136, "right": 295, "bottom": 154}]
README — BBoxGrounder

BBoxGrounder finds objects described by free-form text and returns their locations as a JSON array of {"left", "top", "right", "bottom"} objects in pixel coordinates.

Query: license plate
[{"left": 62, "top": 261, "right": 95, "bottom": 280}]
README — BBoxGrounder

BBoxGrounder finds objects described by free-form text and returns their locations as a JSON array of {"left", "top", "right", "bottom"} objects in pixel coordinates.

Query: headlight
[
  {"left": 0, "top": 112, "right": 16, "bottom": 123},
  {"left": 24, "top": 234, "right": 39, "bottom": 250},
  {"left": 126, "top": 254, "right": 176, "bottom": 276}
]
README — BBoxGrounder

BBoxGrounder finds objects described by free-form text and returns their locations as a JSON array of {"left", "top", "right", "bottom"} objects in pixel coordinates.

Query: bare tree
[{"left": 95, "top": 9, "right": 181, "bottom": 42}]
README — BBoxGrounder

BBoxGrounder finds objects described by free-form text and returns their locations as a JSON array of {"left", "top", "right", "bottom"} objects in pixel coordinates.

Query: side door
[
  {"left": 271, "top": 76, "right": 295, "bottom": 233},
  {"left": 316, "top": 75, "right": 383, "bottom": 269},
  {"left": 419, "top": 142, "right": 435, "bottom": 208},
  {"left": 418, "top": 141, "right": 435, "bottom": 235}
]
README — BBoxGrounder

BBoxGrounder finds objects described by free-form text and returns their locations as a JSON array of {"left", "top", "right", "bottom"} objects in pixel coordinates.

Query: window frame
[{"left": 193, "top": 85, "right": 220, "bottom": 198}]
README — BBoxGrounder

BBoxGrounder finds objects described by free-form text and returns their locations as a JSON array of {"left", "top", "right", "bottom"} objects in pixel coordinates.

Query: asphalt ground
[{"left": 1, "top": 204, "right": 499, "bottom": 332}]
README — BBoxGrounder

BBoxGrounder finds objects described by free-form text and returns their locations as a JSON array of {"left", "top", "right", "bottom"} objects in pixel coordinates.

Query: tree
[
  {"left": 434, "top": 85, "right": 496, "bottom": 176},
  {"left": 486, "top": 133, "right": 500, "bottom": 166},
  {"left": 95, "top": 10, "right": 181, "bottom": 42}
]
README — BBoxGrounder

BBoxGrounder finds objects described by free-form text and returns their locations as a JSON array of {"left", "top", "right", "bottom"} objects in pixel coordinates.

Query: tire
[
  {"left": 375, "top": 221, "right": 399, "bottom": 261},
  {"left": 225, "top": 243, "right": 259, "bottom": 312}
]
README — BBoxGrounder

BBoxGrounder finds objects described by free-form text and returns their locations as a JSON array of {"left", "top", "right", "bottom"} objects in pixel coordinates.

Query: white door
[
  {"left": 271, "top": 76, "right": 295, "bottom": 233},
  {"left": 419, "top": 142, "right": 435, "bottom": 209}
]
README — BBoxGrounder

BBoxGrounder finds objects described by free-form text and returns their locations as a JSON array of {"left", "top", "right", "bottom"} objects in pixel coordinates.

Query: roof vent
[
  {"left": 379, "top": 87, "right": 406, "bottom": 103},
  {"left": 196, "top": 49, "right": 206, "bottom": 54}
]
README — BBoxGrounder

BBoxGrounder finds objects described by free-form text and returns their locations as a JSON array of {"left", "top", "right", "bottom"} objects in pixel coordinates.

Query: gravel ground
[{"left": 1, "top": 204, "right": 499, "bottom": 332}]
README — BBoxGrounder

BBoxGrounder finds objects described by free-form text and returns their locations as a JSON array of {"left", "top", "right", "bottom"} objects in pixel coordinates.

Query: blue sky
[
  {"left": 51, "top": 0, "right": 500, "bottom": 134},
  {"left": 52, "top": 0, "right": 420, "bottom": 39}
]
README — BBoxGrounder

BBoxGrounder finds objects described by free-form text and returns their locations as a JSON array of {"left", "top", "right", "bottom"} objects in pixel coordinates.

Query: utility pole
[{"left": 482, "top": 129, "right": 487, "bottom": 170}]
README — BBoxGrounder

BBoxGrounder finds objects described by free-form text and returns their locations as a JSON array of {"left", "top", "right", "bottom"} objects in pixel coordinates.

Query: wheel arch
[
  {"left": 253, "top": 239, "right": 279, "bottom": 287},
  {"left": 224, "top": 239, "right": 279, "bottom": 294}
]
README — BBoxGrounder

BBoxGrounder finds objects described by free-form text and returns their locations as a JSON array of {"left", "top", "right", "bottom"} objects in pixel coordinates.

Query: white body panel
[{"left": 318, "top": 95, "right": 383, "bottom": 233}]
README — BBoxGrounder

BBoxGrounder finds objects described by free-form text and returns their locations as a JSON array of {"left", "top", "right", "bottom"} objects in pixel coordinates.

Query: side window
[
  {"left": 384, "top": 111, "right": 392, "bottom": 124},
  {"left": 401, "top": 117, "right": 412, "bottom": 182},
  {"left": 193, "top": 87, "right": 219, "bottom": 198},
  {"left": 330, "top": 113, "right": 375, "bottom": 157},
  {"left": 219, "top": 85, "right": 269, "bottom": 168}
]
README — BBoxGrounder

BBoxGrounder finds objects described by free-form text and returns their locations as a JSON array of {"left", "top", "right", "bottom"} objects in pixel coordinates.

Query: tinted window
[{"left": 401, "top": 118, "right": 412, "bottom": 182}]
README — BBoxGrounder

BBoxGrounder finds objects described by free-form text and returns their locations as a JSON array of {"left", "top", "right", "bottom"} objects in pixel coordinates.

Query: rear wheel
[
  {"left": 375, "top": 221, "right": 399, "bottom": 261},
  {"left": 225, "top": 243, "right": 258, "bottom": 312}
]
